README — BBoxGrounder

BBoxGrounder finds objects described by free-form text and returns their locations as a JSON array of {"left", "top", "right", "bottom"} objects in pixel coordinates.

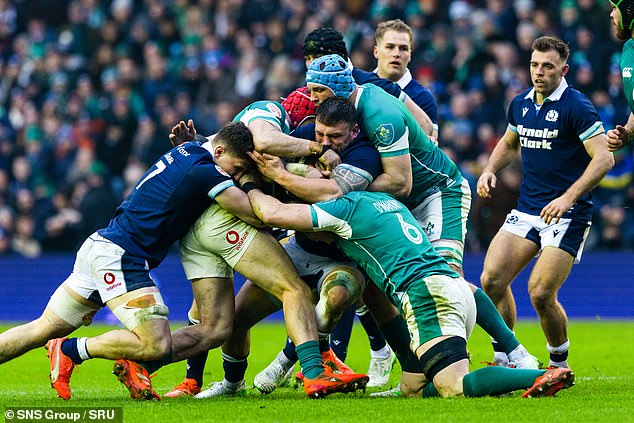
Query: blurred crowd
[{"left": 0, "top": 0, "right": 632, "bottom": 258}]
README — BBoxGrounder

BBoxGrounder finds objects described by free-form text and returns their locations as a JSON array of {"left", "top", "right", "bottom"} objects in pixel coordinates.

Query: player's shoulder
[
  {"left": 404, "top": 79, "right": 430, "bottom": 95},
  {"left": 164, "top": 141, "right": 208, "bottom": 162},
  {"left": 560, "top": 86, "right": 592, "bottom": 103},
  {"left": 358, "top": 83, "right": 397, "bottom": 105},
  {"left": 243, "top": 100, "right": 285, "bottom": 114},
  {"left": 352, "top": 67, "right": 378, "bottom": 84},
  {"left": 555, "top": 87, "right": 598, "bottom": 118}
]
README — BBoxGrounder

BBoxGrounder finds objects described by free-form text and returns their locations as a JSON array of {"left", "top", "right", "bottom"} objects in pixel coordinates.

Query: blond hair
[{"left": 375, "top": 19, "right": 413, "bottom": 45}]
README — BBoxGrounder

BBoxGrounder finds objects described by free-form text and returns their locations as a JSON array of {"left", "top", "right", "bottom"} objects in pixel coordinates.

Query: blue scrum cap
[{"left": 306, "top": 54, "right": 355, "bottom": 98}]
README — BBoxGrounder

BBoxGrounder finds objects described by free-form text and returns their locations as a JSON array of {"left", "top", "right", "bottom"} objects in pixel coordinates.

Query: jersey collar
[
  {"left": 372, "top": 67, "right": 412, "bottom": 89},
  {"left": 395, "top": 68, "right": 412, "bottom": 89},
  {"left": 201, "top": 140, "right": 215, "bottom": 158},
  {"left": 524, "top": 77, "right": 568, "bottom": 103}
]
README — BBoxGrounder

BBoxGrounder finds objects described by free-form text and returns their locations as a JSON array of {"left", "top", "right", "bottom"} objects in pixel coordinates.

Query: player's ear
[
  {"left": 214, "top": 145, "right": 225, "bottom": 159},
  {"left": 352, "top": 123, "right": 360, "bottom": 139},
  {"left": 561, "top": 63, "right": 570, "bottom": 77},
  {"left": 373, "top": 45, "right": 379, "bottom": 59}
]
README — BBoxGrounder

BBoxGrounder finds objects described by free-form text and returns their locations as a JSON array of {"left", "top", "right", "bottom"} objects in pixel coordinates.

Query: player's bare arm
[
  {"left": 368, "top": 154, "right": 413, "bottom": 198},
  {"left": 214, "top": 186, "right": 267, "bottom": 228},
  {"left": 331, "top": 166, "right": 371, "bottom": 196},
  {"left": 540, "top": 133, "right": 614, "bottom": 224},
  {"left": 248, "top": 120, "right": 341, "bottom": 168},
  {"left": 476, "top": 128, "right": 521, "bottom": 199},
  {"left": 249, "top": 151, "right": 369, "bottom": 202},
  {"left": 247, "top": 189, "right": 313, "bottom": 232},
  {"left": 606, "top": 112, "right": 634, "bottom": 152}
]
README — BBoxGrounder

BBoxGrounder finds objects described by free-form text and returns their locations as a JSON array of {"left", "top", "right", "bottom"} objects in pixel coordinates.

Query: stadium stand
[{"left": 0, "top": 0, "right": 632, "bottom": 257}]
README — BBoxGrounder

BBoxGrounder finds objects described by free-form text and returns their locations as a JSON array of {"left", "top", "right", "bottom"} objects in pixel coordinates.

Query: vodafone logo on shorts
[
  {"left": 225, "top": 230, "right": 250, "bottom": 250},
  {"left": 226, "top": 231, "right": 240, "bottom": 244},
  {"left": 104, "top": 272, "right": 116, "bottom": 284},
  {"left": 103, "top": 272, "right": 122, "bottom": 291}
]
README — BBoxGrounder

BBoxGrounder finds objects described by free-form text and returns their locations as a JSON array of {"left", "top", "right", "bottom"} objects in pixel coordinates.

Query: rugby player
[
  {"left": 477, "top": 36, "right": 614, "bottom": 368},
  {"left": 243, "top": 187, "right": 575, "bottom": 399},
  {"left": 607, "top": 0, "right": 634, "bottom": 151}
]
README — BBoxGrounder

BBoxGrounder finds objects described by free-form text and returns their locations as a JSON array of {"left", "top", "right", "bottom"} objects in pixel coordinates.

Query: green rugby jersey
[
  {"left": 621, "top": 39, "right": 634, "bottom": 114},
  {"left": 353, "top": 83, "right": 464, "bottom": 209},
  {"left": 232, "top": 100, "right": 291, "bottom": 134},
  {"left": 310, "top": 191, "right": 458, "bottom": 309}
]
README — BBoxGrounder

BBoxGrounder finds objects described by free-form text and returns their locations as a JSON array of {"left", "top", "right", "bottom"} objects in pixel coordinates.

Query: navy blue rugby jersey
[
  {"left": 292, "top": 123, "right": 382, "bottom": 180},
  {"left": 98, "top": 141, "right": 235, "bottom": 268},
  {"left": 508, "top": 79, "right": 604, "bottom": 221},
  {"left": 352, "top": 68, "right": 405, "bottom": 100},
  {"left": 393, "top": 69, "right": 438, "bottom": 132},
  {"left": 290, "top": 122, "right": 382, "bottom": 259}
]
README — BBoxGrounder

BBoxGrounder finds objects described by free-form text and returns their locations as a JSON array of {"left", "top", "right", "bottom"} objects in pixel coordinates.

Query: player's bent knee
[
  {"left": 110, "top": 291, "right": 169, "bottom": 331},
  {"left": 141, "top": 335, "right": 171, "bottom": 360},
  {"left": 325, "top": 285, "right": 353, "bottom": 311},
  {"left": 480, "top": 272, "right": 506, "bottom": 297},
  {"left": 320, "top": 267, "right": 364, "bottom": 307},
  {"left": 198, "top": 321, "right": 233, "bottom": 347},
  {"left": 400, "top": 372, "right": 426, "bottom": 397},
  {"left": 528, "top": 285, "right": 557, "bottom": 309},
  {"left": 419, "top": 336, "right": 468, "bottom": 379},
  {"left": 47, "top": 284, "right": 101, "bottom": 328}
]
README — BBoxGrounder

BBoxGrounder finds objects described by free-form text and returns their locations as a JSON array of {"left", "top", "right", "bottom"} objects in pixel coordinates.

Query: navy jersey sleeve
[
  {"left": 352, "top": 68, "right": 403, "bottom": 98},
  {"left": 291, "top": 123, "right": 316, "bottom": 140},
  {"left": 566, "top": 90, "right": 603, "bottom": 141},
  {"left": 408, "top": 85, "right": 438, "bottom": 125},
  {"left": 340, "top": 134, "right": 383, "bottom": 180},
  {"left": 192, "top": 163, "right": 235, "bottom": 199}
]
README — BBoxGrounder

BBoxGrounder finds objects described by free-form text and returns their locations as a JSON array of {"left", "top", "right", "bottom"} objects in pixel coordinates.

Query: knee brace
[
  {"left": 111, "top": 292, "right": 169, "bottom": 330},
  {"left": 315, "top": 267, "right": 364, "bottom": 331},
  {"left": 319, "top": 266, "right": 364, "bottom": 302},
  {"left": 48, "top": 284, "right": 101, "bottom": 328}
]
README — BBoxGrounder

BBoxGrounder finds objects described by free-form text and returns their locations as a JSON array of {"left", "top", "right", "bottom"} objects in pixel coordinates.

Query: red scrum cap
[{"left": 281, "top": 87, "right": 316, "bottom": 130}]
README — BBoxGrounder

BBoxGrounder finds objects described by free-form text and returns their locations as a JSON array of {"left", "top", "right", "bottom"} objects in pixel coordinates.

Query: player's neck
[
  {"left": 377, "top": 70, "right": 404, "bottom": 83},
  {"left": 534, "top": 92, "right": 546, "bottom": 105}
]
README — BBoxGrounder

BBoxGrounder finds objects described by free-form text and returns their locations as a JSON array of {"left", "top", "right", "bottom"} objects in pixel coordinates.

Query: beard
[{"left": 616, "top": 23, "right": 632, "bottom": 41}]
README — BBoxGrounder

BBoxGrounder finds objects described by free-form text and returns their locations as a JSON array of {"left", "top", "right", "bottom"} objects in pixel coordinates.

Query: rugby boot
[
  {"left": 46, "top": 338, "right": 75, "bottom": 400},
  {"left": 195, "top": 380, "right": 246, "bottom": 398},
  {"left": 321, "top": 348, "right": 354, "bottom": 374},
  {"left": 112, "top": 359, "right": 161, "bottom": 401},
  {"left": 303, "top": 367, "right": 369, "bottom": 398},
  {"left": 367, "top": 348, "right": 396, "bottom": 387},
  {"left": 164, "top": 377, "right": 201, "bottom": 398},
  {"left": 521, "top": 367, "right": 575, "bottom": 398}
]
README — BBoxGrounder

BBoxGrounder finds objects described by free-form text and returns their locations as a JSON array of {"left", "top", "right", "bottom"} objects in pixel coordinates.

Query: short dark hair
[
  {"left": 316, "top": 96, "right": 356, "bottom": 128},
  {"left": 375, "top": 19, "right": 413, "bottom": 45},
  {"left": 303, "top": 27, "right": 348, "bottom": 61},
  {"left": 531, "top": 36, "right": 569, "bottom": 63},
  {"left": 215, "top": 121, "right": 254, "bottom": 159}
]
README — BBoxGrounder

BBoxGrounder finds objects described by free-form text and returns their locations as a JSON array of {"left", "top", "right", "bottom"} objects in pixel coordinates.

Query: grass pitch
[{"left": 1, "top": 320, "right": 632, "bottom": 422}]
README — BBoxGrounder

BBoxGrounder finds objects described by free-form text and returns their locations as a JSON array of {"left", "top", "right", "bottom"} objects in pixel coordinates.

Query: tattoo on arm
[{"left": 332, "top": 166, "right": 370, "bottom": 194}]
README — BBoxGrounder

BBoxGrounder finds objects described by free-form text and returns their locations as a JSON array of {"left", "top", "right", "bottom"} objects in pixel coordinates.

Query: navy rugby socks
[
  {"left": 356, "top": 305, "right": 388, "bottom": 352},
  {"left": 329, "top": 305, "right": 355, "bottom": 361}
]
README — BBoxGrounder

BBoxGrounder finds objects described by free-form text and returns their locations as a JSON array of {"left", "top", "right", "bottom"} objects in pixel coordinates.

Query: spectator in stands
[{"left": 0, "top": 0, "right": 629, "bottom": 257}]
